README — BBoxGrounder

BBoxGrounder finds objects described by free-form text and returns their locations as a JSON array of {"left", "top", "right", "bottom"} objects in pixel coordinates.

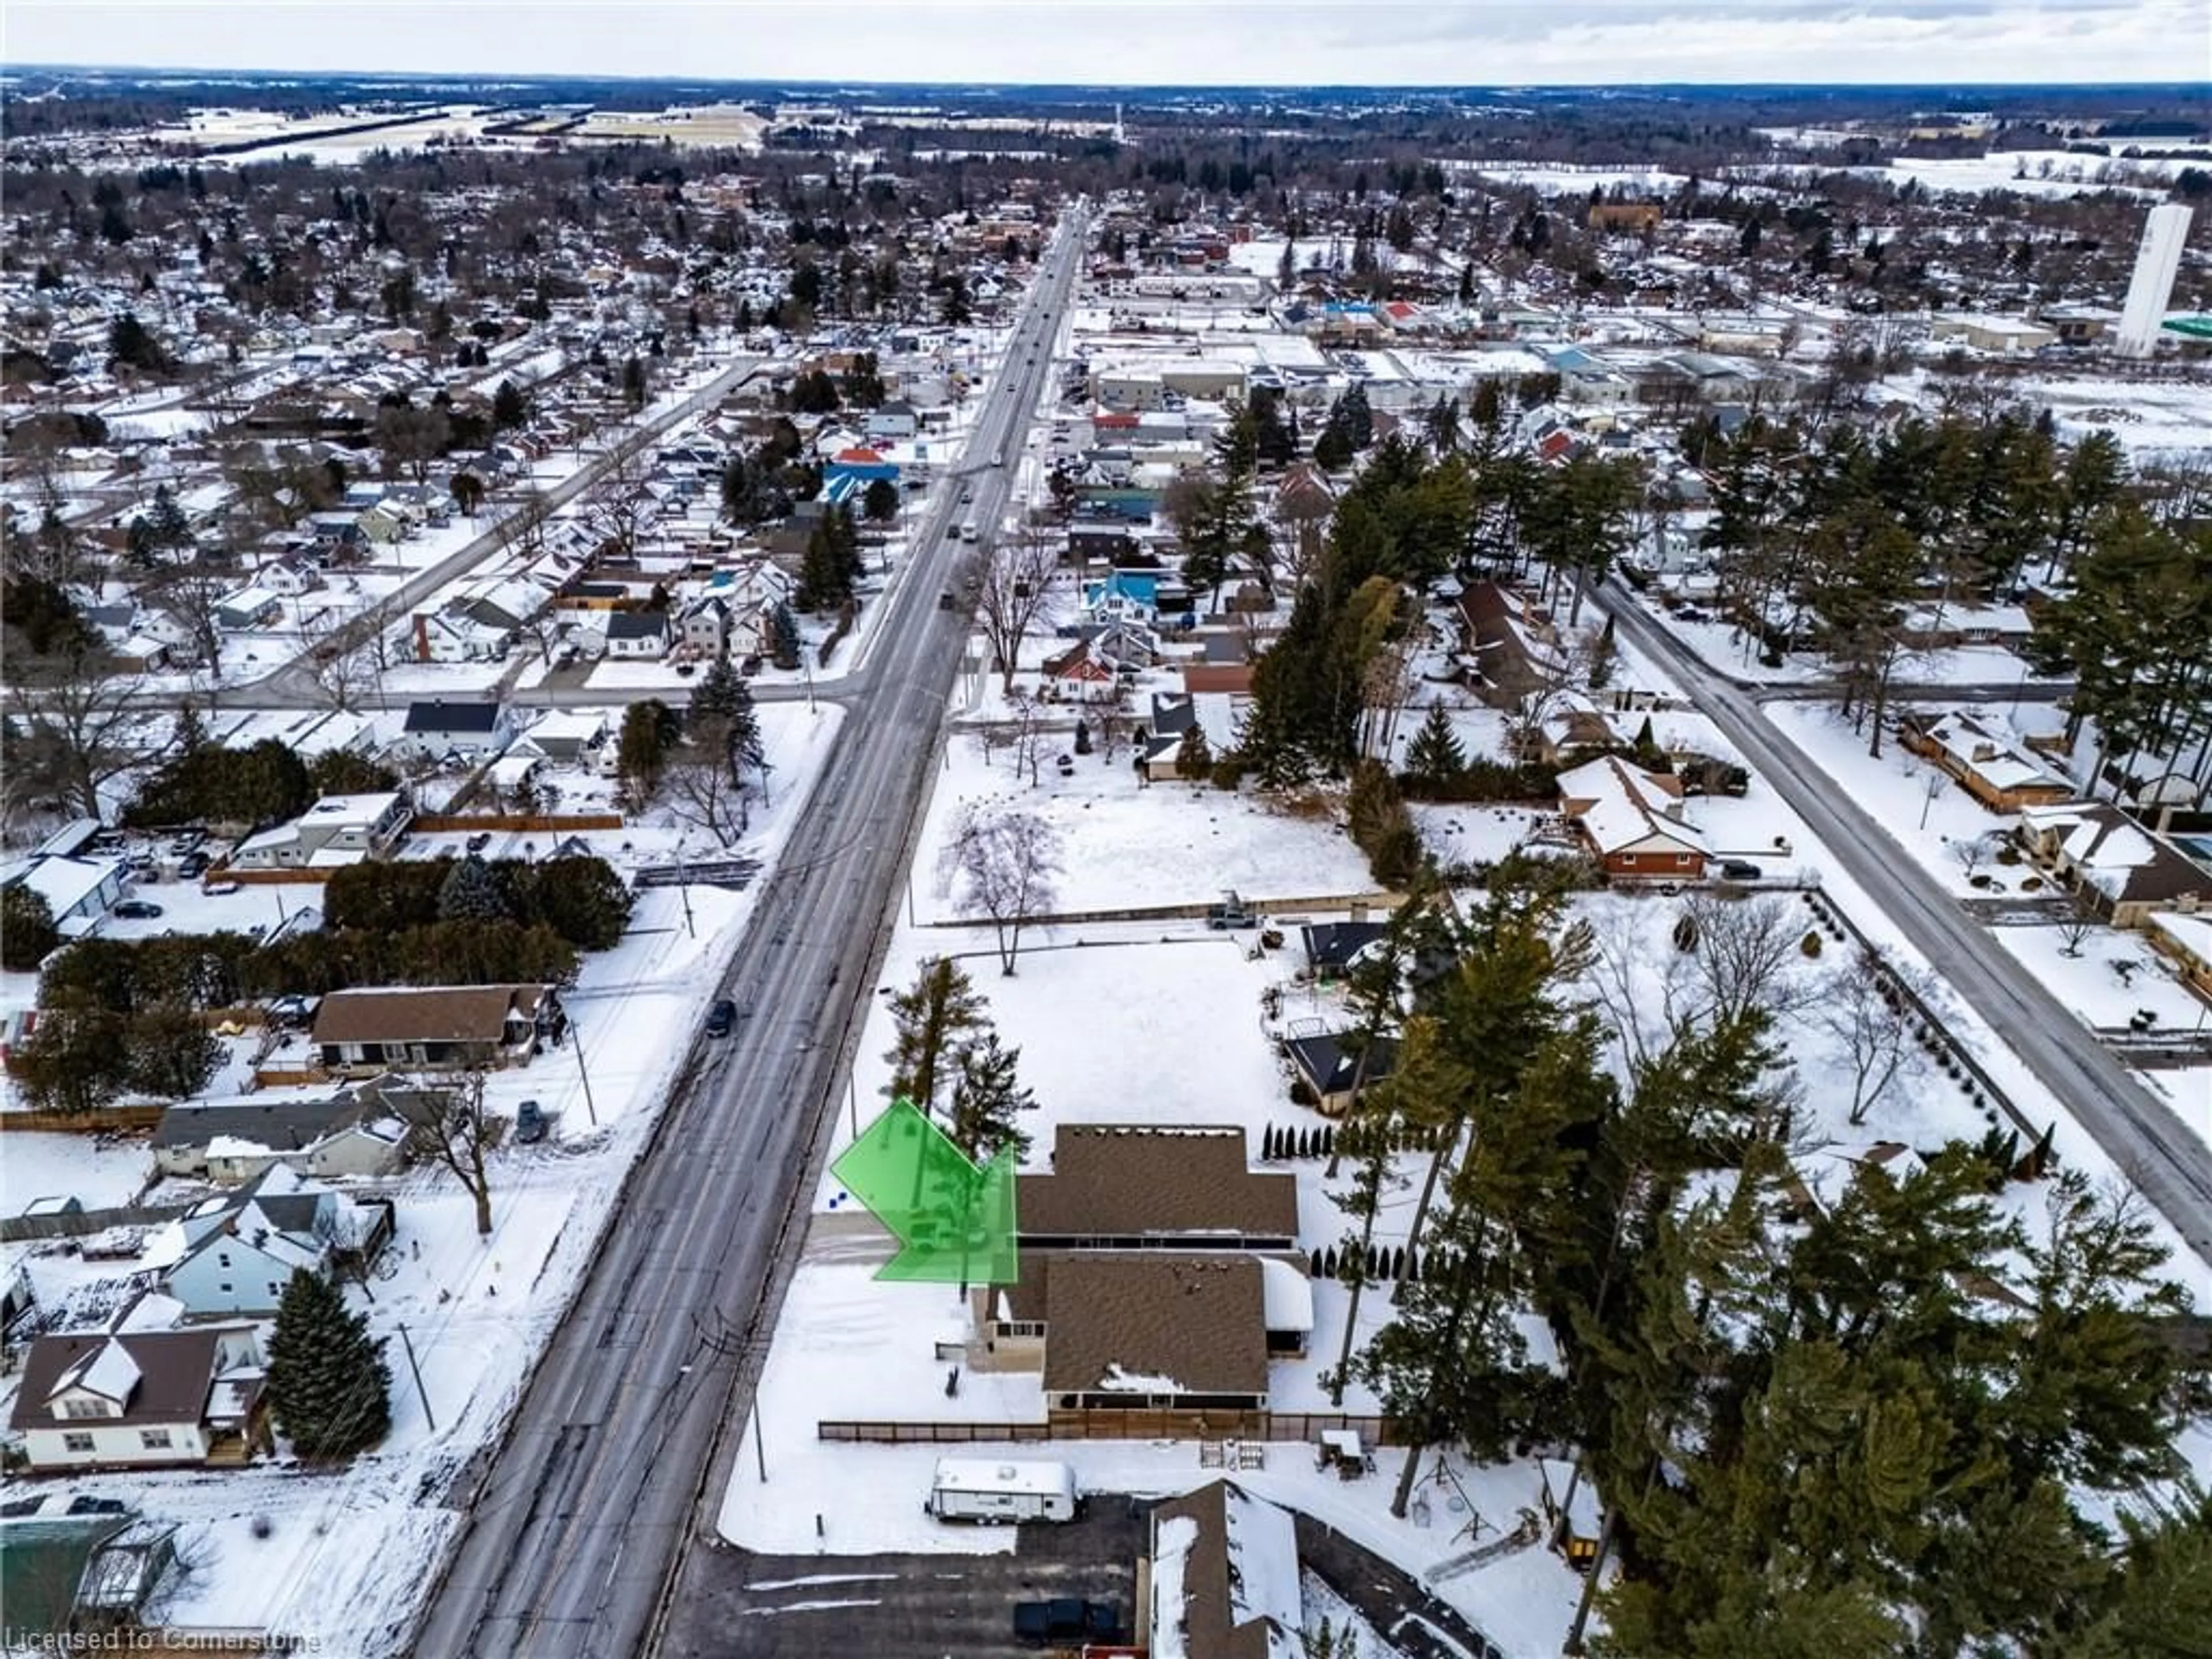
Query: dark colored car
[
  {"left": 1013, "top": 1600, "right": 1119, "bottom": 1648},
  {"left": 467, "top": 832, "right": 493, "bottom": 853},
  {"left": 112, "top": 900, "right": 164, "bottom": 920},
  {"left": 705, "top": 998, "right": 737, "bottom": 1039},
  {"left": 177, "top": 851, "right": 212, "bottom": 879},
  {"left": 514, "top": 1100, "right": 548, "bottom": 1145},
  {"left": 1718, "top": 859, "right": 1763, "bottom": 882}
]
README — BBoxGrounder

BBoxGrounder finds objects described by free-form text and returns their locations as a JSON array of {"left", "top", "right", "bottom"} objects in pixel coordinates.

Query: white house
[
  {"left": 7, "top": 1321, "right": 268, "bottom": 1471},
  {"left": 2, "top": 852, "right": 129, "bottom": 940},
  {"left": 229, "top": 791, "right": 412, "bottom": 872},
  {"left": 604, "top": 610, "right": 672, "bottom": 659},
  {"left": 400, "top": 699, "right": 513, "bottom": 759},
  {"left": 154, "top": 1166, "right": 381, "bottom": 1319}
]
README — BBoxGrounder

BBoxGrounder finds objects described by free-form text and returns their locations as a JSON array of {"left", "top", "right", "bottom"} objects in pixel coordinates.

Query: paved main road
[
  {"left": 1600, "top": 578, "right": 2212, "bottom": 1264},
  {"left": 404, "top": 206, "right": 1088, "bottom": 1659}
]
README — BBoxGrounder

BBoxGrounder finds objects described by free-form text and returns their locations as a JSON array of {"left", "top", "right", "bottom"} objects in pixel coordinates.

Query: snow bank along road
[
  {"left": 1601, "top": 577, "right": 2212, "bottom": 1266},
  {"left": 407, "top": 208, "right": 1090, "bottom": 1659}
]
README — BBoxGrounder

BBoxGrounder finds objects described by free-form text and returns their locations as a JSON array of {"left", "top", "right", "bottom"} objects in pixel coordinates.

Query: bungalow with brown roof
[
  {"left": 8, "top": 1324, "right": 270, "bottom": 1472},
  {"left": 1032, "top": 1253, "right": 1273, "bottom": 1411},
  {"left": 1456, "top": 582, "right": 1565, "bottom": 710},
  {"left": 310, "top": 984, "right": 554, "bottom": 1074},
  {"left": 2018, "top": 803, "right": 2212, "bottom": 928},
  {"left": 1900, "top": 710, "right": 2075, "bottom": 812},
  {"left": 1557, "top": 755, "right": 1709, "bottom": 882},
  {"left": 1017, "top": 1125, "right": 1299, "bottom": 1251}
]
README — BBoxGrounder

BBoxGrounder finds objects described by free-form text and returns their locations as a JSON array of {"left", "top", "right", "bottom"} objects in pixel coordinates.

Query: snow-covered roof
[
  {"left": 10, "top": 854, "right": 122, "bottom": 921},
  {"left": 1257, "top": 1257, "right": 1315, "bottom": 1336},
  {"left": 1558, "top": 755, "right": 1707, "bottom": 856},
  {"left": 930, "top": 1457, "right": 1075, "bottom": 1499},
  {"left": 57, "top": 1338, "right": 142, "bottom": 1405}
]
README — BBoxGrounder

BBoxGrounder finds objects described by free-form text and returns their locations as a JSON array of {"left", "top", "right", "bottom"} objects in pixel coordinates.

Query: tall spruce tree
[
  {"left": 944, "top": 1030, "right": 1035, "bottom": 1163},
  {"left": 1401, "top": 705, "right": 1466, "bottom": 793},
  {"left": 437, "top": 854, "right": 509, "bottom": 923},
  {"left": 266, "top": 1268, "right": 392, "bottom": 1460},
  {"left": 884, "top": 957, "right": 991, "bottom": 1118}
]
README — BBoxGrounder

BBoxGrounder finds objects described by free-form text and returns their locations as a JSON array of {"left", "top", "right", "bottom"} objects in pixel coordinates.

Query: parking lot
[{"left": 662, "top": 1500, "right": 1146, "bottom": 1658}]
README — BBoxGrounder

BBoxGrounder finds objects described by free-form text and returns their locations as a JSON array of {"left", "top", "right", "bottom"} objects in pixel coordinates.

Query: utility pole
[
  {"left": 676, "top": 844, "right": 696, "bottom": 940},
  {"left": 396, "top": 1322, "right": 435, "bottom": 1432},
  {"left": 570, "top": 1013, "right": 600, "bottom": 1126},
  {"left": 751, "top": 1397, "right": 769, "bottom": 1482}
]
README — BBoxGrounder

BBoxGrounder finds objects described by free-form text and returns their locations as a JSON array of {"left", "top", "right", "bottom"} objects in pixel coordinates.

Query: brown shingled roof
[
  {"left": 1151, "top": 1481, "right": 1283, "bottom": 1659},
  {"left": 1041, "top": 1253, "right": 1267, "bottom": 1397},
  {"left": 7, "top": 1330, "right": 234, "bottom": 1434},
  {"left": 1017, "top": 1126, "right": 1297, "bottom": 1243},
  {"left": 311, "top": 985, "right": 544, "bottom": 1047}
]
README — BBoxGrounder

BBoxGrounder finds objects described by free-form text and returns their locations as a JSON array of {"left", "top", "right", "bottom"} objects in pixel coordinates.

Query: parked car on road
[
  {"left": 705, "top": 998, "right": 737, "bottom": 1039},
  {"left": 514, "top": 1100, "right": 548, "bottom": 1145},
  {"left": 177, "top": 851, "right": 212, "bottom": 878}
]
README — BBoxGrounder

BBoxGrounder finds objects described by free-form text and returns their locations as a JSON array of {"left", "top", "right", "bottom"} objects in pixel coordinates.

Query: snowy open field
[{"left": 912, "top": 713, "right": 1375, "bottom": 919}]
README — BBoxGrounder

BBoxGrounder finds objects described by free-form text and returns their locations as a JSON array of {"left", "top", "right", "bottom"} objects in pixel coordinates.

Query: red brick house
[{"left": 1558, "top": 756, "right": 1709, "bottom": 882}]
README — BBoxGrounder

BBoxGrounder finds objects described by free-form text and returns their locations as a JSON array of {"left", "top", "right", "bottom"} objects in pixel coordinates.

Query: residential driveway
[{"left": 661, "top": 1499, "right": 1146, "bottom": 1659}]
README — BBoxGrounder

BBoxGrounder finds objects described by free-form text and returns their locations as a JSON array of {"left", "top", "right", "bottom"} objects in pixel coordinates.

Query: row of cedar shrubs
[{"left": 38, "top": 855, "right": 631, "bottom": 1014}]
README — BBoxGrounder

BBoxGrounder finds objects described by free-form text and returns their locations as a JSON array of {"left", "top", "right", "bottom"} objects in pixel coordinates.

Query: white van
[
  {"left": 960, "top": 520, "right": 980, "bottom": 543},
  {"left": 927, "top": 1457, "right": 1078, "bottom": 1525}
]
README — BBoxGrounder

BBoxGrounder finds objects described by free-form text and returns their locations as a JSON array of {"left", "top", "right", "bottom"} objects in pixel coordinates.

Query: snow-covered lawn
[
  {"left": 1989, "top": 923, "right": 2210, "bottom": 1034},
  {"left": 915, "top": 732, "right": 1373, "bottom": 920},
  {"left": 0, "top": 1132, "right": 151, "bottom": 1215},
  {"left": 1766, "top": 700, "right": 2055, "bottom": 895}
]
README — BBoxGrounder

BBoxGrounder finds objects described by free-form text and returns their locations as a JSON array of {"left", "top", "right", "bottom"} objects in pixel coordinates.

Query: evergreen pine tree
[
  {"left": 1175, "top": 721, "right": 1213, "bottom": 782},
  {"left": 266, "top": 1268, "right": 392, "bottom": 1460},
  {"left": 884, "top": 958, "right": 993, "bottom": 1119},
  {"left": 1402, "top": 705, "right": 1467, "bottom": 793},
  {"left": 768, "top": 603, "right": 802, "bottom": 670},
  {"left": 1588, "top": 614, "right": 1618, "bottom": 691},
  {"left": 945, "top": 1031, "right": 1036, "bottom": 1163},
  {"left": 437, "top": 854, "right": 509, "bottom": 923}
]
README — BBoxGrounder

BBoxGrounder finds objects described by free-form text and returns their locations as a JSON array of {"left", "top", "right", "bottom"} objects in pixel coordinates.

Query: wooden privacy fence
[
  {"left": 820, "top": 1410, "right": 1402, "bottom": 1445},
  {"left": 409, "top": 812, "right": 625, "bottom": 834},
  {"left": 1, "top": 1200, "right": 194, "bottom": 1244},
  {"left": 0, "top": 1104, "right": 164, "bottom": 1134}
]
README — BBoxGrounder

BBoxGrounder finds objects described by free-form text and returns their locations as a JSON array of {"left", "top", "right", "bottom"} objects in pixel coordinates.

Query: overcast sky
[{"left": 5, "top": 1, "right": 2199, "bottom": 87}]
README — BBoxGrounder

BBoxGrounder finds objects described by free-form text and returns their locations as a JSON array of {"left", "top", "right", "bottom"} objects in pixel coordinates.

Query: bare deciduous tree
[
  {"left": 1687, "top": 893, "right": 1817, "bottom": 1030},
  {"left": 2056, "top": 886, "right": 2103, "bottom": 958},
  {"left": 1814, "top": 949, "right": 1937, "bottom": 1126},
  {"left": 662, "top": 741, "right": 749, "bottom": 847},
  {"left": 942, "top": 804, "right": 1062, "bottom": 975},
  {"left": 972, "top": 520, "right": 1058, "bottom": 695},
  {"left": 6, "top": 648, "right": 156, "bottom": 820},
  {"left": 578, "top": 435, "right": 660, "bottom": 563},
  {"left": 407, "top": 1071, "right": 498, "bottom": 1236},
  {"left": 1950, "top": 832, "right": 2001, "bottom": 886}
]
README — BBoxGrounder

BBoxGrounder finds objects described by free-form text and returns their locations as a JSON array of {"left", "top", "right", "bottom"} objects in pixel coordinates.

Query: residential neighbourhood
[{"left": 3, "top": 59, "right": 2210, "bottom": 1659}]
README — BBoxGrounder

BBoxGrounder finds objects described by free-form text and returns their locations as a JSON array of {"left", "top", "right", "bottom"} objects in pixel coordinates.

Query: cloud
[{"left": 2, "top": 0, "right": 2190, "bottom": 84}]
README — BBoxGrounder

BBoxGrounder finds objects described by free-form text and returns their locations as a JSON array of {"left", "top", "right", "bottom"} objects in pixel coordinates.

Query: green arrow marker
[{"left": 832, "top": 1098, "right": 1020, "bottom": 1284}]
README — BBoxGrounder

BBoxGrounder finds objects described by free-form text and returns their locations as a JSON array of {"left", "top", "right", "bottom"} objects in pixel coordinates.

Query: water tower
[{"left": 2116, "top": 203, "right": 2191, "bottom": 358}]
